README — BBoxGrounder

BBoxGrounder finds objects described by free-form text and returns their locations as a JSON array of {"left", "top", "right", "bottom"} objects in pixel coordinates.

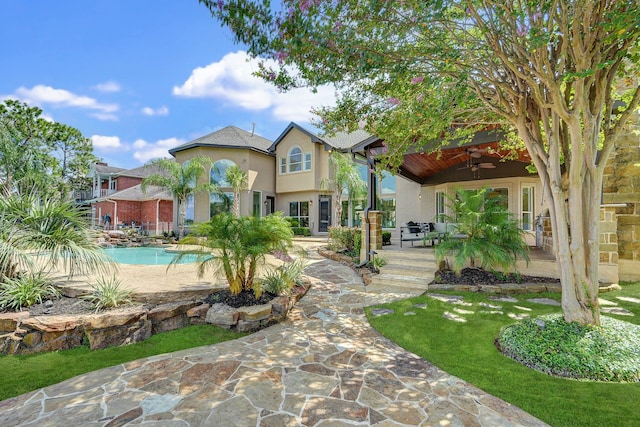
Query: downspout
[{"left": 354, "top": 153, "right": 377, "bottom": 267}]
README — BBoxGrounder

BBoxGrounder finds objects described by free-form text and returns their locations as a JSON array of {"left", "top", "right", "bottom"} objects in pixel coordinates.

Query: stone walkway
[{"left": 0, "top": 252, "right": 547, "bottom": 426}]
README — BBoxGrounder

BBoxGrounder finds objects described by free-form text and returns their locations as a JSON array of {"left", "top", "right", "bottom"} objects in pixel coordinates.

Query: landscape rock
[{"left": 238, "top": 304, "right": 272, "bottom": 321}]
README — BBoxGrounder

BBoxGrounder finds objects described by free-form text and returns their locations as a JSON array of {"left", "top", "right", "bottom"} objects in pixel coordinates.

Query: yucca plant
[
  {"left": 83, "top": 275, "right": 133, "bottom": 312},
  {"left": 0, "top": 272, "right": 60, "bottom": 311},
  {"left": 435, "top": 187, "right": 529, "bottom": 274}
]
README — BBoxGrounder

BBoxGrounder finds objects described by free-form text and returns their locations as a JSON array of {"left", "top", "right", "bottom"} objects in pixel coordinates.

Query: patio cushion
[{"left": 406, "top": 221, "right": 421, "bottom": 234}]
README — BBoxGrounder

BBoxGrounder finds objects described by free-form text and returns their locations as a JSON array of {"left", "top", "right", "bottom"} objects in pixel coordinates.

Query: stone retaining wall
[{"left": 0, "top": 282, "right": 310, "bottom": 356}]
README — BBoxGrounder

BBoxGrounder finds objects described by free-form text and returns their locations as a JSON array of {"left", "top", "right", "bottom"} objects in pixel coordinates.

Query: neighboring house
[{"left": 87, "top": 162, "right": 174, "bottom": 235}]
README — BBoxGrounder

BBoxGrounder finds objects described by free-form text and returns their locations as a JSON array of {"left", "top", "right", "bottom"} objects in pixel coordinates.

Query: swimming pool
[{"left": 101, "top": 247, "right": 202, "bottom": 265}]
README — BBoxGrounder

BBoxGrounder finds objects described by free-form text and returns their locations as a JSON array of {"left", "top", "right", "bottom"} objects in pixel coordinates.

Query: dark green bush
[
  {"left": 382, "top": 231, "right": 391, "bottom": 245},
  {"left": 291, "top": 227, "right": 311, "bottom": 236},
  {"left": 497, "top": 314, "right": 640, "bottom": 382}
]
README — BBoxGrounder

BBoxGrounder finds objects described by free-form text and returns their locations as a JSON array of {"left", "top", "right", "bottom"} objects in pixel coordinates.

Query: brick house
[{"left": 88, "top": 162, "right": 174, "bottom": 235}]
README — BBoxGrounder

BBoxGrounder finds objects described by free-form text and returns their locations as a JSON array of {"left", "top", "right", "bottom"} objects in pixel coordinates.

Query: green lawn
[
  {"left": 366, "top": 282, "right": 640, "bottom": 427},
  {"left": 0, "top": 324, "right": 246, "bottom": 401}
]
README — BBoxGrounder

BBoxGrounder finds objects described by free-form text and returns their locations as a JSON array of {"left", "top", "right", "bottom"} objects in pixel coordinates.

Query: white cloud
[
  {"left": 13, "top": 85, "right": 119, "bottom": 119},
  {"left": 92, "top": 135, "right": 122, "bottom": 149},
  {"left": 94, "top": 81, "right": 121, "bottom": 93},
  {"left": 173, "top": 50, "right": 336, "bottom": 122},
  {"left": 141, "top": 106, "right": 169, "bottom": 116},
  {"left": 132, "top": 137, "right": 184, "bottom": 163}
]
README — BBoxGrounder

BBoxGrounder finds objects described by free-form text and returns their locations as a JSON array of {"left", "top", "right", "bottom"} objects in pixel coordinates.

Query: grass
[
  {"left": 366, "top": 281, "right": 640, "bottom": 427},
  {"left": 0, "top": 324, "right": 246, "bottom": 401}
]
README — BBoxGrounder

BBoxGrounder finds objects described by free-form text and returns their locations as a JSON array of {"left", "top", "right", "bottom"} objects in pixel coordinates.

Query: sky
[{"left": 1, "top": 1, "right": 336, "bottom": 169}]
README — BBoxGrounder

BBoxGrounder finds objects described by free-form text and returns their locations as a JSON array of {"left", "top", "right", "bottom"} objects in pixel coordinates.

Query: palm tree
[
  {"left": 141, "top": 156, "right": 218, "bottom": 239},
  {"left": 178, "top": 212, "right": 293, "bottom": 295},
  {"left": 320, "top": 152, "right": 367, "bottom": 226},
  {"left": 0, "top": 191, "right": 111, "bottom": 282},
  {"left": 224, "top": 164, "right": 248, "bottom": 217}
]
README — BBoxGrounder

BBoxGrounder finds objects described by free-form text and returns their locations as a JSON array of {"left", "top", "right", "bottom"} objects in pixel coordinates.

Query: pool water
[{"left": 101, "top": 247, "right": 201, "bottom": 265}]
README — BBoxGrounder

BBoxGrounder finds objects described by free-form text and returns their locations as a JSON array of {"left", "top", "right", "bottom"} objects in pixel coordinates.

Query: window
[
  {"left": 522, "top": 186, "right": 534, "bottom": 231},
  {"left": 288, "top": 147, "right": 302, "bottom": 172},
  {"left": 435, "top": 191, "right": 446, "bottom": 222},
  {"left": 252, "top": 191, "right": 262, "bottom": 218},
  {"left": 184, "top": 195, "right": 195, "bottom": 226},
  {"left": 210, "top": 192, "right": 233, "bottom": 217},
  {"left": 210, "top": 159, "right": 236, "bottom": 187},
  {"left": 304, "top": 152, "right": 312, "bottom": 171},
  {"left": 279, "top": 157, "right": 286, "bottom": 174},
  {"left": 289, "top": 201, "right": 309, "bottom": 227},
  {"left": 379, "top": 197, "right": 396, "bottom": 228}
]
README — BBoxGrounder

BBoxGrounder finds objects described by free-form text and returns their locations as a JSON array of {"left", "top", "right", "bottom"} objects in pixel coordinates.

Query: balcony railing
[{"left": 93, "top": 189, "right": 117, "bottom": 198}]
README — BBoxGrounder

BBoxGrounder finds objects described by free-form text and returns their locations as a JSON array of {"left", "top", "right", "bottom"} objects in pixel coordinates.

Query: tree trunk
[{"left": 178, "top": 196, "right": 186, "bottom": 239}]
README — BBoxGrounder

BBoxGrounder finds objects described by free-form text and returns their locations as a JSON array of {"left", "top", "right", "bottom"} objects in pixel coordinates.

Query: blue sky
[{"left": 1, "top": 1, "right": 334, "bottom": 169}]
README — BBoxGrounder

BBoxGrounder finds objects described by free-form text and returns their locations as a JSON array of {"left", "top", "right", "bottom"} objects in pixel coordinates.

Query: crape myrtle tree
[
  {"left": 0, "top": 99, "right": 97, "bottom": 198},
  {"left": 201, "top": 0, "right": 640, "bottom": 326}
]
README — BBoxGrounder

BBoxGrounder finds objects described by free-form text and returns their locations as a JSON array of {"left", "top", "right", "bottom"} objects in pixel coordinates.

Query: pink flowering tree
[{"left": 201, "top": 0, "right": 640, "bottom": 327}]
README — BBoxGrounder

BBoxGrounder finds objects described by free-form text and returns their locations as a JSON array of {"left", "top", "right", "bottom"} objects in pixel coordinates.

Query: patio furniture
[{"left": 400, "top": 222, "right": 437, "bottom": 247}]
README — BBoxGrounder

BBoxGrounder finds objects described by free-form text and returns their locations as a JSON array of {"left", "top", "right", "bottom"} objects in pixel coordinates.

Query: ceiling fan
[{"left": 450, "top": 146, "right": 490, "bottom": 160}]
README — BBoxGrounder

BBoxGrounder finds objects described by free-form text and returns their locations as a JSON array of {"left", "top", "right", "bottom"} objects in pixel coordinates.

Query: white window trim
[{"left": 303, "top": 152, "right": 312, "bottom": 171}]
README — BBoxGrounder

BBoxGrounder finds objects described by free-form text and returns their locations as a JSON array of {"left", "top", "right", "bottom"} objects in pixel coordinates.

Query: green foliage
[
  {"left": 320, "top": 152, "right": 366, "bottom": 223},
  {"left": 142, "top": 156, "right": 218, "bottom": 238},
  {"left": 83, "top": 275, "right": 133, "bottom": 311},
  {"left": 224, "top": 164, "right": 248, "bottom": 217},
  {"left": 367, "top": 282, "right": 640, "bottom": 426},
  {"left": 367, "top": 255, "right": 387, "bottom": 272},
  {"left": 0, "top": 324, "right": 246, "bottom": 401},
  {"left": 382, "top": 231, "right": 391, "bottom": 245},
  {"left": 0, "top": 273, "right": 60, "bottom": 311},
  {"left": 498, "top": 314, "right": 640, "bottom": 382},
  {"left": 180, "top": 212, "right": 293, "bottom": 295},
  {"left": 0, "top": 99, "right": 97, "bottom": 198},
  {"left": 291, "top": 226, "right": 311, "bottom": 236},
  {"left": 435, "top": 187, "right": 528, "bottom": 274},
  {"left": 261, "top": 257, "right": 308, "bottom": 297},
  {"left": 0, "top": 191, "right": 112, "bottom": 282},
  {"left": 328, "top": 226, "right": 360, "bottom": 255}
]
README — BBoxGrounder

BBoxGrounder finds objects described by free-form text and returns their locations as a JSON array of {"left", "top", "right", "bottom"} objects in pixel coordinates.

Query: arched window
[
  {"left": 288, "top": 147, "right": 302, "bottom": 173},
  {"left": 210, "top": 159, "right": 236, "bottom": 187}
]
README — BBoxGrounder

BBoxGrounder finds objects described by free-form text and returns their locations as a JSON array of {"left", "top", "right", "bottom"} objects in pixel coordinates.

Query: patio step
[
  {"left": 368, "top": 273, "right": 432, "bottom": 292},
  {"left": 380, "top": 265, "right": 437, "bottom": 277},
  {"left": 368, "top": 246, "right": 438, "bottom": 293}
]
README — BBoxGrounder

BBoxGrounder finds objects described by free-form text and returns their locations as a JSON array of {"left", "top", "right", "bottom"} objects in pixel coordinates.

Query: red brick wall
[
  {"left": 116, "top": 176, "right": 142, "bottom": 191},
  {"left": 93, "top": 199, "right": 173, "bottom": 233}
]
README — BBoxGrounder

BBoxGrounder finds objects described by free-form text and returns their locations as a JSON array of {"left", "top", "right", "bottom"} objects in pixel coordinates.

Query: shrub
[
  {"left": 0, "top": 273, "right": 60, "bottom": 311},
  {"left": 291, "top": 227, "right": 311, "bottom": 236},
  {"left": 83, "top": 275, "right": 133, "bottom": 311},
  {"left": 497, "top": 314, "right": 640, "bottom": 382},
  {"left": 382, "top": 231, "right": 392, "bottom": 245},
  {"left": 328, "top": 226, "right": 360, "bottom": 254},
  {"left": 181, "top": 212, "right": 294, "bottom": 296},
  {"left": 435, "top": 187, "right": 529, "bottom": 273},
  {"left": 261, "top": 257, "right": 308, "bottom": 297}
]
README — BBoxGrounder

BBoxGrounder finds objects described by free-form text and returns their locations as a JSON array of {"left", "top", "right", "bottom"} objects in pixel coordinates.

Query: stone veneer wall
[
  {"left": 541, "top": 207, "right": 618, "bottom": 262},
  {"left": 603, "top": 117, "right": 640, "bottom": 281},
  {"left": 360, "top": 211, "right": 383, "bottom": 262}
]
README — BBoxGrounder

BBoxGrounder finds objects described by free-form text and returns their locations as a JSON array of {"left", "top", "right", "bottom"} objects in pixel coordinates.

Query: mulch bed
[
  {"left": 204, "top": 290, "right": 277, "bottom": 308},
  {"left": 434, "top": 267, "right": 560, "bottom": 286}
]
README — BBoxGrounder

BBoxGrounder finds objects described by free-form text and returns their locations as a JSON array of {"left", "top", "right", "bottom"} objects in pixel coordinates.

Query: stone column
[{"left": 360, "top": 211, "right": 383, "bottom": 262}]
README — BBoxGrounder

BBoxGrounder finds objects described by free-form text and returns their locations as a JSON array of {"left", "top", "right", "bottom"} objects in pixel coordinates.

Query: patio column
[{"left": 360, "top": 210, "right": 382, "bottom": 262}]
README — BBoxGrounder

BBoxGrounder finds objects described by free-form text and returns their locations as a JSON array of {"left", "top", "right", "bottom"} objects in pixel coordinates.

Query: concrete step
[
  {"left": 369, "top": 273, "right": 432, "bottom": 289},
  {"left": 381, "top": 265, "right": 437, "bottom": 277}
]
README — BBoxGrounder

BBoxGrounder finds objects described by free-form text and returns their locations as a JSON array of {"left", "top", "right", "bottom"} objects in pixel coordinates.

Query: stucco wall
[
  {"left": 274, "top": 128, "right": 329, "bottom": 193},
  {"left": 173, "top": 146, "right": 275, "bottom": 222}
]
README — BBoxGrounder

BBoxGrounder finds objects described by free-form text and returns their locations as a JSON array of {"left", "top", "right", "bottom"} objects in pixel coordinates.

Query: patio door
[{"left": 319, "top": 195, "right": 331, "bottom": 233}]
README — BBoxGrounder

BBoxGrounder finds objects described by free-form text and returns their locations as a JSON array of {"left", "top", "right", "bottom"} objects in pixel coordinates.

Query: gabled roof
[
  {"left": 116, "top": 162, "right": 170, "bottom": 179},
  {"left": 269, "top": 122, "right": 373, "bottom": 152},
  {"left": 92, "top": 163, "right": 126, "bottom": 175},
  {"left": 101, "top": 184, "right": 172, "bottom": 202},
  {"left": 169, "top": 126, "right": 273, "bottom": 156}
]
